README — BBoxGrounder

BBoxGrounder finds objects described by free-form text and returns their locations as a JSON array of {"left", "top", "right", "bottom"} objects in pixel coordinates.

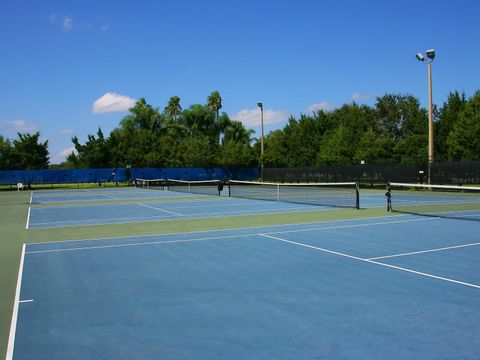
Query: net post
[{"left": 355, "top": 182, "right": 360, "bottom": 209}]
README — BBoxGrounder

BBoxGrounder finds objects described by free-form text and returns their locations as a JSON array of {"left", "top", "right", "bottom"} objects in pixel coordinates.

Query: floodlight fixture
[
  {"left": 257, "top": 101, "right": 263, "bottom": 108},
  {"left": 416, "top": 53, "right": 425, "bottom": 62},
  {"left": 426, "top": 49, "right": 435, "bottom": 60}
]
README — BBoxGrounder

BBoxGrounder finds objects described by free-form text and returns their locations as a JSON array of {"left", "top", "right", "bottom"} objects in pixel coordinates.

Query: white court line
[
  {"left": 27, "top": 206, "right": 324, "bottom": 229},
  {"left": 259, "top": 234, "right": 365, "bottom": 261},
  {"left": 29, "top": 191, "right": 33, "bottom": 204},
  {"left": 367, "top": 259, "right": 480, "bottom": 289},
  {"left": 367, "top": 242, "right": 480, "bottom": 260},
  {"left": 26, "top": 213, "right": 409, "bottom": 246},
  {"left": 100, "top": 193, "right": 119, "bottom": 200},
  {"left": 27, "top": 212, "right": 480, "bottom": 289},
  {"left": 264, "top": 217, "right": 438, "bottom": 236},
  {"left": 27, "top": 215, "right": 433, "bottom": 254},
  {"left": 29, "top": 197, "right": 228, "bottom": 209},
  {"left": 26, "top": 233, "right": 255, "bottom": 254},
  {"left": 259, "top": 234, "right": 480, "bottom": 290},
  {"left": 6, "top": 244, "right": 26, "bottom": 360},
  {"left": 136, "top": 203, "right": 183, "bottom": 216},
  {"left": 29, "top": 213, "right": 181, "bottom": 227},
  {"left": 26, "top": 207, "right": 31, "bottom": 230},
  {"left": 19, "top": 299, "right": 34, "bottom": 303}
]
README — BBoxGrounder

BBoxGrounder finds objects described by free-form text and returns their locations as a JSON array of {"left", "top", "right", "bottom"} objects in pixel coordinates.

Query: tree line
[
  {"left": 0, "top": 90, "right": 479, "bottom": 171},
  {"left": 265, "top": 90, "right": 480, "bottom": 167},
  {"left": 0, "top": 133, "right": 49, "bottom": 170}
]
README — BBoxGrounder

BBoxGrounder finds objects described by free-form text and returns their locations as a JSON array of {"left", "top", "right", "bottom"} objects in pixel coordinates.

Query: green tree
[
  {"left": 181, "top": 104, "right": 219, "bottom": 142},
  {"left": 68, "top": 128, "right": 111, "bottom": 168},
  {"left": 317, "top": 103, "right": 376, "bottom": 165},
  {"left": 207, "top": 91, "right": 222, "bottom": 123},
  {"left": 375, "top": 94, "right": 427, "bottom": 139},
  {"left": 374, "top": 94, "right": 428, "bottom": 164},
  {"left": 435, "top": 91, "right": 467, "bottom": 160},
  {"left": 179, "top": 135, "right": 217, "bottom": 167},
  {"left": 120, "top": 98, "right": 163, "bottom": 133},
  {"left": 0, "top": 135, "right": 13, "bottom": 170},
  {"left": 11, "top": 132, "right": 49, "bottom": 169},
  {"left": 222, "top": 118, "right": 253, "bottom": 145},
  {"left": 218, "top": 140, "right": 256, "bottom": 167},
  {"left": 165, "top": 96, "right": 182, "bottom": 121},
  {"left": 263, "top": 130, "right": 287, "bottom": 167},
  {"left": 447, "top": 91, "right": 480, "bottom": 160},
  {"left": 354, "top": 129, "right": 395, "bottom": 164}
]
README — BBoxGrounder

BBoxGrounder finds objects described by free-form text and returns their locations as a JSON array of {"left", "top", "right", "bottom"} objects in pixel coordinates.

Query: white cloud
[
  {"left": 231, "top": 108, "right": 289, "bottom": 128},
  {"left": 351, "top": 92, "right": 373, "bottom": 101},
  {"left": 0, "top": 119, "right": 38, "bottom": 133},
  {"left": 62, "top": 16, "right": 74, "bottom": 31},
  {"left": 306, "top": 102, "right": 336, "bottom": 113},
  {"left": 92, "top": 92, "right": 136, "bottom": 114},
  {"left": 50, "top": 147, "right": 77, "bottom": 164},
  {"left": 60, "top": 129, "right": 74, "bottom": 135},
  {"left": 49, "top": 14, "right": 74, "bottom": 31},
  {"left": 49, "top": 13, "right": 108, "bottom": 32},
  {"left": 60, "top": 146, "right": 77, "bottom": 157}
]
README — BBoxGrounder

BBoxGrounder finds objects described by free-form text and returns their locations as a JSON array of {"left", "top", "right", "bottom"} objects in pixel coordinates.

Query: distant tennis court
[
  {"left": 9, "top": 214, "right": 480, "bottom": 359},
  {"left": 27, "top": 197, "right": 338, "bottom": 229},
  {"left": 30, "top": 187, "right": 198, "bottom": 204}
]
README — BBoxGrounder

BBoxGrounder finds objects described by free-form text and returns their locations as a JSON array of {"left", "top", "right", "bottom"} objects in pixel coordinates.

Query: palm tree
[
  {"left": 165, "top": 96, "right": 182, "bottom": 121},
  {"left": 207, "top": 91, "right": 222, "bottom": 123}
]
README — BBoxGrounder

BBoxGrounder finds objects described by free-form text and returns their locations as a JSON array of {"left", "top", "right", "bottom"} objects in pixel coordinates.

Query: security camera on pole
[{"left": 416, "top": 49, "right": 435, "bottom": 184}]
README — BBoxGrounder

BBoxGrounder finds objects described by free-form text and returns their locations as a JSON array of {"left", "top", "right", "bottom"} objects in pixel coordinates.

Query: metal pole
[
  {"left": 260, "top": 105, "right": 264, "bottom": 182},
  {"left": 427, "top": 62, "right": 434, "bottom": 184}
]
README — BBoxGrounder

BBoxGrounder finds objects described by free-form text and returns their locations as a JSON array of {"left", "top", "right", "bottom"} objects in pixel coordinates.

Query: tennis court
[
  {"left": 30, "top": 187, "right": 200, "bottom": 204},
  {"left": 27, "top": 197, "right": 339, "bottom": 229},
  {"left": 9, "top": 214, "right": 480, "bottom": 359},
  {"left": 27, "top": 183, "right": 365, "bottom": 229},
  {"left": 6, "top": 182, "right": 480, "bottom": 359}
]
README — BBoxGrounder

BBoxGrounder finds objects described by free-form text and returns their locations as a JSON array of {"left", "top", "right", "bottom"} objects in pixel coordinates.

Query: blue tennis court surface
[
  {"left": 28, "top": 190, "right": 478, "bottom": 229},
  {"left": 31, "top": 188, "right": 201, "bottom": 204},
  {"left": 27, "top": 197, "right": 340, "bottom": 229},
  {"left": 10, "top": 215, "right": 480, "bottom": 359}
]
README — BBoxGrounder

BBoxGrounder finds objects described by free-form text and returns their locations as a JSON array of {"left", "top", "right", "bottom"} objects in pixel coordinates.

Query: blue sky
[{"left": 1, "top": 0, "right": 479, "bottom": 164}]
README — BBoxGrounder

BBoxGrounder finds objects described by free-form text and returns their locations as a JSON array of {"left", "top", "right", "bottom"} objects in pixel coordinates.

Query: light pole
[
  {"left": 257, "top": 101, "right": 264, "bottom": 181},
  {"left": 416, "top": 49, "right": 435, "bottom": 184}
]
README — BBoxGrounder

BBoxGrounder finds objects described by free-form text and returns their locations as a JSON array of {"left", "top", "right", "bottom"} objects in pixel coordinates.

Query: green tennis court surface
[{"left": 2, "top": 185, "right": 480, "bottom": 359}]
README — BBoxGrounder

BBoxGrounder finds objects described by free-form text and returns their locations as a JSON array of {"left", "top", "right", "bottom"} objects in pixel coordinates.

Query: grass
[
  {"left": 0, "top": 191, "right": 30, "bottom": 358},
  {"left": 0, "top": 189, "right": 394, "bottom": 358}
]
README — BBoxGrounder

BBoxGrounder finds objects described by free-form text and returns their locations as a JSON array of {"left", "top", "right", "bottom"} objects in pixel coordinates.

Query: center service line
[{"left": 136, "top": 202, "right": 183, "bottom": 216}]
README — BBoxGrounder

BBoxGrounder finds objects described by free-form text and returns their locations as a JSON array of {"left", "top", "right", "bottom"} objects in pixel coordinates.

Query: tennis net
[
  {"left": 135, "top": 178, "right": 165, "bottom": 190},
  {"left": 227, "top": 180, "right": 360, "bottom": 209},
  {"left": 389, "top": 182, "right": 480, "bottom": 221},
  {"left": 166, "top": 179, "right": 222, "bottom": 196}
]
